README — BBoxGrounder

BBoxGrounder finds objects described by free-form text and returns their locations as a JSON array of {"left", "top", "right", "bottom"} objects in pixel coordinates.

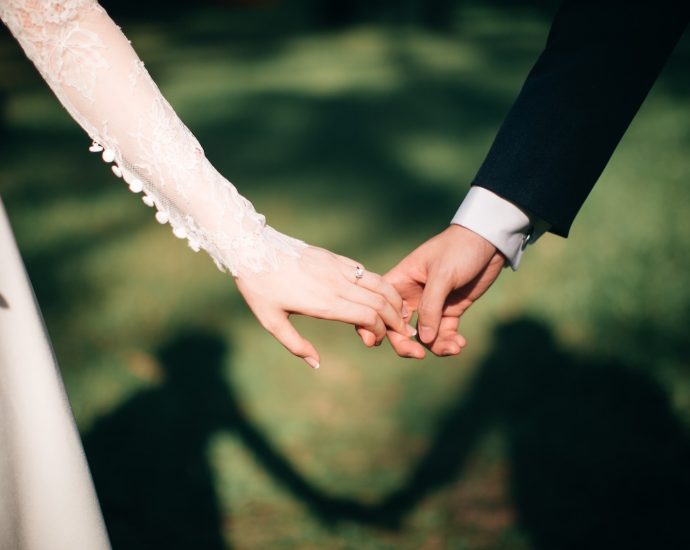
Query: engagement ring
[{"left": 354, "top": 265, "right": 365, "bottom": 282}]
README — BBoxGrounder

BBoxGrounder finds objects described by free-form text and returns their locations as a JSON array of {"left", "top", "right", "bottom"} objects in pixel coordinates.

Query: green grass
[{"left": 1, "top": 2, "right": 689, "bottom": 549}]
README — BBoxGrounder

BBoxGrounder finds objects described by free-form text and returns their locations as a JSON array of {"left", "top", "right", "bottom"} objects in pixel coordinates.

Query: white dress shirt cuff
[{"left": 450, "top": 187, "right": 549, "bottom": 270}]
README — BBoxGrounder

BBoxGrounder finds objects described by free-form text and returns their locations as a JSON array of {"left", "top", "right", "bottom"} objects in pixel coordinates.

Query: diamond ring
[{"left": 354, "top": 265, "right": 365, "bottom": 282}]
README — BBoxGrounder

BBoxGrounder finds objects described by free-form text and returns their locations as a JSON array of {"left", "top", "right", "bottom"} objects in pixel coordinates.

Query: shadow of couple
[{"left": 83, "top": 318, "right": 690, "bottom": 550}]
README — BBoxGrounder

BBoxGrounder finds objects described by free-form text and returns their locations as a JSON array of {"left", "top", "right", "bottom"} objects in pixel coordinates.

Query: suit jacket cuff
[{"left": 451, "top": 187, "right": 549, "bottom": 270}]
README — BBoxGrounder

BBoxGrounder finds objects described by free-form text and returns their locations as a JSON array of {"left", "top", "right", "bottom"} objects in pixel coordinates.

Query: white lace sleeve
[{"left": 0, "top": 0, "right": 306, "bottom": 276}]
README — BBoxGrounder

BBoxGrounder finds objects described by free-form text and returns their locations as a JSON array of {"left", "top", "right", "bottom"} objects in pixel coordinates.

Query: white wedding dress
[{"left": 0, "top": 1, "right": 307, "bottom": 548}]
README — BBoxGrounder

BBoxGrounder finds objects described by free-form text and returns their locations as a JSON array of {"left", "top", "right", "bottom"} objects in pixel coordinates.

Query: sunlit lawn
[{"left": 1, "top": 2, "right": 689, "bottom": 548}]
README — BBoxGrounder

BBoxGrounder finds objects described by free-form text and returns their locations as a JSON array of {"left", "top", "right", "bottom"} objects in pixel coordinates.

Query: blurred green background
[{"left": 1, "top": 1, "right": 689, "bottom": 548}]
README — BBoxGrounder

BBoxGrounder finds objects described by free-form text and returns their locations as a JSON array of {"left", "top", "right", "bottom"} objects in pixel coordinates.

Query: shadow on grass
[
  {"left": 82, "top": 328, "right": 368, "bottom": 550},
  {"left": 81, "top": 319, "right": 690, "bottom": 548},
  {"left": 366, "top": 318, "right": 690, "bottom": 549}
]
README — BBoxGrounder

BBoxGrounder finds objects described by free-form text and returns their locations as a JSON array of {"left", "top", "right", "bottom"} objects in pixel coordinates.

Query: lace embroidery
[
  {"left": 126, "top": 58, "right": 145, "bottom": 90},
  {"left": 46, "top": 22, "right": 108, "bottom": 101},
  {"left": 0, "top": 0, "right": 305, "bottom": 276}
]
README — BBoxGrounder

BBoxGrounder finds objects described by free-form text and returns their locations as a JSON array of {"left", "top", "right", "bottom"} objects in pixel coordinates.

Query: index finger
[{"left": 355, "top": 271, "right": 406, "bottom": 318}]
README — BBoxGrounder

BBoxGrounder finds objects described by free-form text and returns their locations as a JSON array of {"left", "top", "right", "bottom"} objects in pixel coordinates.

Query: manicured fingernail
[
  {"left": 419, "top": 326, "right": 433, "bottom": 342},
  {"left": 406, "top": 324, "right": 417, "bottom": 337},
  {"left": 305, "top": 357, "right": 320, "bottom": 369},
  {"left": 402, "top": 305, "right": 410, "bottom": 318}
]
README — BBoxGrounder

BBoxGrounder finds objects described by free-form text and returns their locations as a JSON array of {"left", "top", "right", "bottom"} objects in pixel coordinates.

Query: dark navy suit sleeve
[{"left": 472, "top": 0, "right": 689, "bottom": 237}]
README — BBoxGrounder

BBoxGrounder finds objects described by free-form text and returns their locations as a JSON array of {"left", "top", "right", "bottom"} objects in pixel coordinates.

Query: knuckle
[
  {"left": 364, "top": 310, "right": 379, "bottom": 327},
  {"left": 375, "top": 318, "right": 387, "bottom": 333},
  {"left": 372, "top": 295, "right": 387, "bottom": 310},
  {"left": 259, "top": 316, "right": 279, "bottom": 334}
]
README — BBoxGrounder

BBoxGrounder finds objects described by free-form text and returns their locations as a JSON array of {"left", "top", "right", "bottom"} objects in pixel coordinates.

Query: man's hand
[{"left": 381, "top": 225, "right": 505, "bottom": 358}]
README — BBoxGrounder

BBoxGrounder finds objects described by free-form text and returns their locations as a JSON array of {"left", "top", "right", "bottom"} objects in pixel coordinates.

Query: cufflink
[{"left": 521, "top": 227, "right": 533, "bottom": 251}]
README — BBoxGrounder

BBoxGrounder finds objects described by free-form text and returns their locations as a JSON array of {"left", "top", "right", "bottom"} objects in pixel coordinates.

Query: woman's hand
[{"left": 235, "top": 246, "right": 417, "bottom": 369}]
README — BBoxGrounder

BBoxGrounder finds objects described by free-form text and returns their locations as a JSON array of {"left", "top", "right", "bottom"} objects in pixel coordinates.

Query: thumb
[
  {"left": 417, "top": 270, "right": 455, "bottom": 345},
  {"left": 263, "top": 312, "right": 321, "bottom": 369}
]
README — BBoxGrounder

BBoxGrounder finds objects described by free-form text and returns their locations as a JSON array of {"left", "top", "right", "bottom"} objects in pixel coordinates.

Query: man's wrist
[{"left": 450, "top": 186, "right": 548, "bottom": 270}]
